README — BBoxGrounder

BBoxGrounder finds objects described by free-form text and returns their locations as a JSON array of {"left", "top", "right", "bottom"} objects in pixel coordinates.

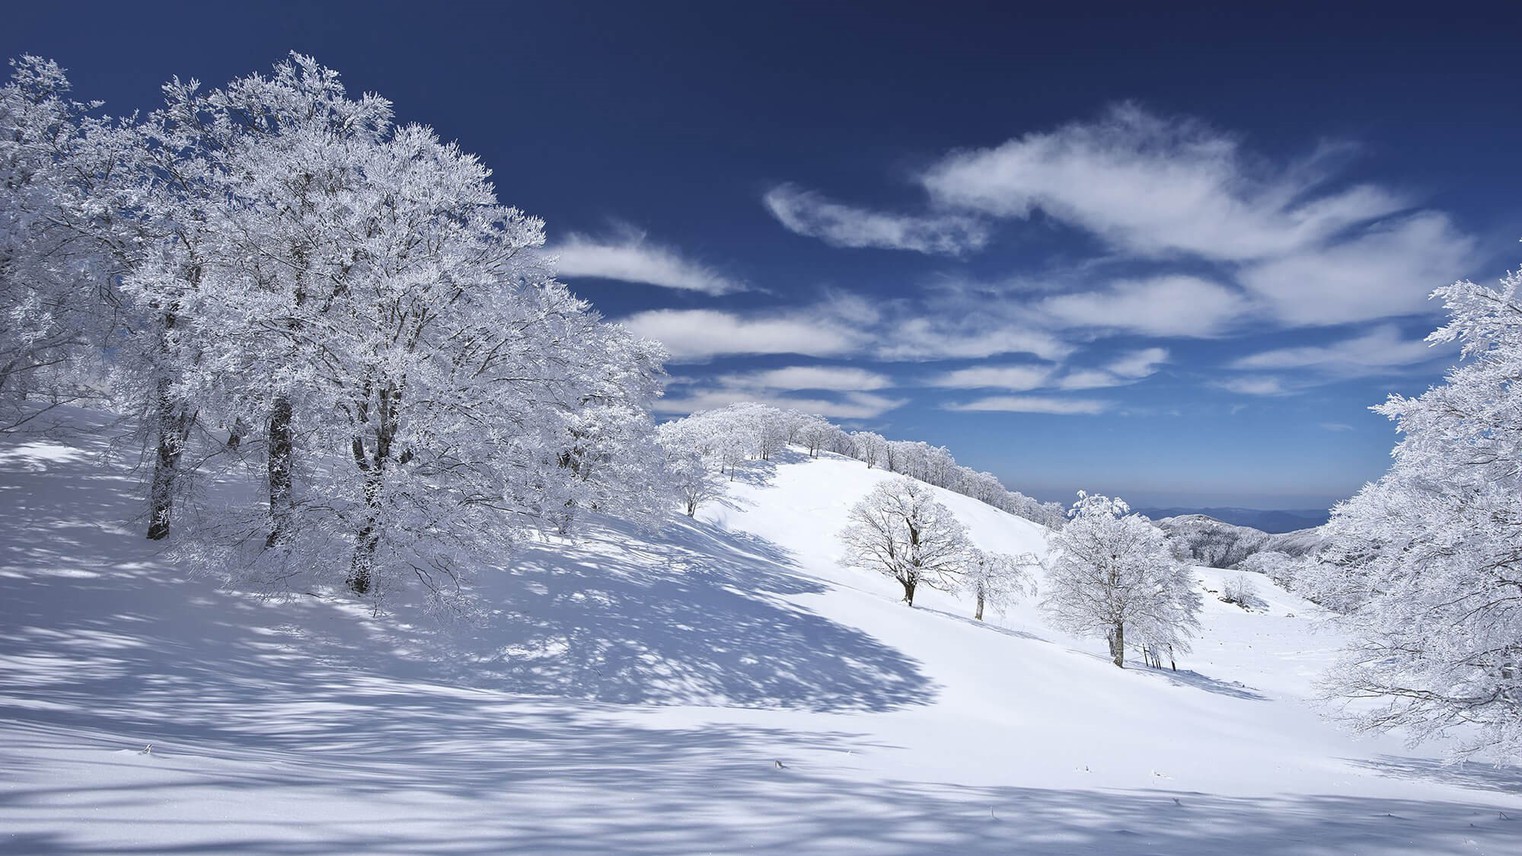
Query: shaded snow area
[{"left": 3, "top": 415, "right": 1520, "bottom": 854}]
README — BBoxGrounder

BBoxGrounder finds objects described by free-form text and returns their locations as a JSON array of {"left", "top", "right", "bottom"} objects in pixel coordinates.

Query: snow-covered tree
[
  {"left": 839, "top": 476, "right": 971, "bottom": 606},
  {"left": 1236, "top": 549, "right": 1301, "bottom": 591},
  {"left": 850, "top": 430, "right": 888, "bottom": 469},
  {"left": 1318, "top": 255, "right": 1522, "bottom": 756},
  {"left": 966, "top": 548, "right": 1037, "bottom": 621},
  {"left": 1041, "top": 492, "right": 1201, "bottom": 668},
  {"left": 111, "top": 55, "right": 664, "bottom": 599},
  {"left": 657, "top": 420, "right": 725, "bottom": 517},
  {"left": 0, "top": 57, "right": 105, "bottom": 429}
]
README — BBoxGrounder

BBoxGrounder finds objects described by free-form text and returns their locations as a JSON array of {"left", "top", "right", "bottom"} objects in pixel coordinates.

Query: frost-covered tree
[
  {"left": 1236, "top": 550, "right": 1301, "bottom": 591},
  {"left": 1042, "top": 492, "right": 1201, "bottom": 668},
  {"left": 0, "top": 57, "right": 111, "bottom": 429},
  {"left": 794, "top": 414, "right": 834, "bottom": 458},
  {"left": 850, "top": 430, "right": 888, "bottom": 469},
  {"left": 657, "top": 420, "right": 725, "bottom": 517},
  {"left": 839, "top": 476, "right": 971, "bottom": 606},
  {"left": 966, "top": 548, "right": 1037, "bottom": 621},
  {"left": 1318, "top": 256, "right": 1522, "bottom": 756},
  {"left": 118, "top": 55, "right": 665, "bottom": 598}
]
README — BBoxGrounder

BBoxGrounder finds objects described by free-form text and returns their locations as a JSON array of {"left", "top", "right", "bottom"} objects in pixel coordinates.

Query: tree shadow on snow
[
  {"left": 1153, "top": 667, "right": 1268, "bottom": 701},
  {"left": 438, "top": 514, "right": 935, "bottom": 710},
  {"left": 1350, "top": 755, "right": 1522, "bottom": 794},
  {"left": 3, "top": 427, "right": 1519, "bottom": 855},
  {"left": 3, "top": 712, "right": 1519, "bottom": 855},
  {"left": 0, "top": 424, "right": 934, "bottom": 751}
]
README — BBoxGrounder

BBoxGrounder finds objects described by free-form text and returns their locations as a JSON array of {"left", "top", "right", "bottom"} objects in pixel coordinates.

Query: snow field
[{"left": 2, "top": 424, "right": 1520, "bottom": 854}]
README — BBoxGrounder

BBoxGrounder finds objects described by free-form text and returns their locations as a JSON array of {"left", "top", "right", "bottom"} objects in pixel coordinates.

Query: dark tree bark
[
  {"left": 347, "top": 382, "right": 399, "bottom": 596},
  {"left": 146, "top": 301, "right": 194, "bottom": 541},
  {"left": 146, "top": 375, "right": 193, "bottom": 540},
  {"left": 264, "top": 396, "right": 293, "bottom": 548},
  {"left": 1108, "top": 621, "right": 1126, "bottom": 668}
]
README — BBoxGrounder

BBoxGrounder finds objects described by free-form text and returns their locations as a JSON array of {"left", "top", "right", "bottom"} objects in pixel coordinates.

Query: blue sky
[{"left": 8, "top": 1, "right": 1520, "bottom": 509}]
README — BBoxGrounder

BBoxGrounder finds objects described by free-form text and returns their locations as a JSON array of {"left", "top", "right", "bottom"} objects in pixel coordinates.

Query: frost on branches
[
  {"left": 1319, "top": 254, "right": 1522, "bottom": 757},
  {"left": 2, "top": 53, "right": 668, "bottom": 606},
  {"left": 839, "top": 477, "right": 971, "bottom": 606},
  {"left": 1041, "top": 492, "right": 1201, "bottom": 668},
  {"left": 966, "top": 549, "right": 1037, "bottom": 622}
]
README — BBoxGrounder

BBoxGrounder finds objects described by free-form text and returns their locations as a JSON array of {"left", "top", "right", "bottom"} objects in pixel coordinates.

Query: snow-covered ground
[{"left": 3, "top": 413, "right": 1519, "bottom": 854}]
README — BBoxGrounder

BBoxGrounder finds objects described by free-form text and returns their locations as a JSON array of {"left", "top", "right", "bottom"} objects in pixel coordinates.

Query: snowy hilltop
[{"left": 2, "top": 408, "right": 1520, "bottom": 854}]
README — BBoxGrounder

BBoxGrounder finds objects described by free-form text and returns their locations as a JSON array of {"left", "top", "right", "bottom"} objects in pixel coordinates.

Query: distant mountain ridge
[{"left": 1133, "top": 506, "right": 1329, "bottom": 534}]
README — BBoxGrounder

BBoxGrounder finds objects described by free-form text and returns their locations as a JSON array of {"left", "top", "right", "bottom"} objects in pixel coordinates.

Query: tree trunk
[
  {"left": 1108, "top": 621, "right": 1126, "bottom": 668},
  {"left": 347, "top": 383, "right": 398, "bottom": 596},
  {"left": 348, "top": 456, "right": 382, "bottom": 595},
  {"left": 901, "top": 576, "right": 917, "bottom": 606},
  {"left": 975, "top": 592, "right": 985, "bottom": 621},
  {"left": 226, "top": 417, "right": 248, "bottom": 451},
  {"left": 146, "top": 376, "right": 193, "bottom": 541},
  {"left": 264, "top": 396, "right": 293, "bottom": 548}
]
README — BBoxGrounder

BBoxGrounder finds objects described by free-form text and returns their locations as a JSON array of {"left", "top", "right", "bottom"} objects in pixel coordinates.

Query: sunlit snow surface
[{"left": 2, "top": 411, "right": 1519, "bottom": 854}]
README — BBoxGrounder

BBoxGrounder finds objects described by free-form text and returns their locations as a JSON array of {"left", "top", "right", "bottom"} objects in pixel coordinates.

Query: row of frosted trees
[
  {"left": 657, "top": 402, "right": 1066, "bottom": 526},
  {"left": 0, "top": 55, "right": 666, "bottom": 603}
]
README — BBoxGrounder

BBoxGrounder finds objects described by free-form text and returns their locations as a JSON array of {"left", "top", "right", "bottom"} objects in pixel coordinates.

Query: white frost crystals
[
  {"left": 1317, "top": 252, "right": 1522, "bottom": 757},
  {"left": 0, "top": 54, "right": 669, "bottom": 605},
  {"left": 1041, "top": 492, "right": 1202, "bottom": 668},
  {"left": 838, "top": 475, "right": 1036, "bottom": 618}
]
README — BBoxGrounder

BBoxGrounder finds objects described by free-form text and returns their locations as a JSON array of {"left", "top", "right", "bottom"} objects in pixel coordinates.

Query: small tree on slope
[
  {"left": 1041, "top": 492, "right": 1201, "bottom": 668},
  {"left": 839, "top": 477, "right": 972, "bottom": 606},
  {"left": 967, "top": 549, "right": 1037, "bottom": 621},
  {"left": 1318, "top": 254, "right": 1522, "bottom": 757}
]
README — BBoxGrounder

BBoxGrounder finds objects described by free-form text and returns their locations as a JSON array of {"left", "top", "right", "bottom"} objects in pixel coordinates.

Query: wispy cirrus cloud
[
  {"left": 767, "top": 103, "right": 1476, "bottom": 341},
  {"left": 943, "top": 395, "right": 1110, "bottom": 415},
  {"left": 655, "top": 388, "right": 905, "bottom": 420},
  {"left": 622, "top": 295, "right": 1073, "bottom": 364},
  {"left": 552, "top": 226, "right": 745, "bottom": 295},
  {"left": 719, "top": 365, "right": 892, "bottom": 391},
  {"left": 929, "top": 364, "right": 1054, "bottom": 392},
  {"left": 1038, "top": 276, "right": 1247, "bottom": 337},
  {"left": 1230, "top": 325, "right": 1444, "bottom": 376},
  {"left": 660, "top": 363, "right": 905, "bottom": 419},
  {"left": 1057, "top": 347, "right": 1169, "bottom": 389},
  {"left": 763, "top": 184, "right": 989, "bottom": 255},
  {"left": 1216, "top": 376, "right": 1295, "bottom": 397},
  {"left": 1238, "top": 213, "right": 1475, "bottom": 325},
  {"left": 920, "top": 103, "right": 1407, "bottom": 263},
  {"left": 621, "top": 308, "right": 864, "bottom": 361}
]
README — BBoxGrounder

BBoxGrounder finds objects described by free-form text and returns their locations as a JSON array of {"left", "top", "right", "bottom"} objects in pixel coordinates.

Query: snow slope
[{"left": 2, "top": 416, "right": 1520, "bottom": 854}]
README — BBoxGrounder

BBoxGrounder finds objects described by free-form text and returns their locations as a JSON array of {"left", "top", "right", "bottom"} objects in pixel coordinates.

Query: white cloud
[
  {"left": 1321, "top": 422, "right": 1356, "bottom": 432},
  {"left": 1238, "top": 213, "right": 1475, "bottom": 325},
  {"left": 764, "top": 184, "right": 988, "bottom": 255},
  {"left": 876, "top": 317, "right": 1075, "bottom": 362},
  {"left": 720, "top": 365, "right": 892, "bottom": 392},
  {"left": 656, "top": 389, "right": 905, "bottom": 420},
  {"left": 921, "top": 103, "right": 1405, "bottom": 262},
  {"left": 943, "top": 395, "right": 1110, "bottom": 415},
  {"left": 1039, "top": 276, "right": 1247, "bottom": 337},
  {"left": 552, "top": 228, "right": 744, "bottom": 295},
  {"left": 1217, "top": 376, "right": 1293, "bottom": 396},
  {"left": 1230, "top": 325, "right": 1442, "bottom": 375},
  {"left": 622, "top": 309, "right": 862, "bottom": 361},
  {"left": 928, "top": 364, "right": 1053, "bottom": 391},
  {"left": 1106, "top": 346, "right": 1170, "bottom": 378},
  {"left": 1054, "top": 347, "right": 1168, "bottom": 390}
]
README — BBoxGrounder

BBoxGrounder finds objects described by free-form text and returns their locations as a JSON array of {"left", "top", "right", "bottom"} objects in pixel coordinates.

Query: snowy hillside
[{"left": 3, "top": 414, "right": 1520, "bottom": 854}]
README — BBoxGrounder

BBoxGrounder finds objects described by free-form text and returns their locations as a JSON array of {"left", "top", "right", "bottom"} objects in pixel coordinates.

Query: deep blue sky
[{"left": 8, "top": 1, "right": 1520, "bottom": 509}]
